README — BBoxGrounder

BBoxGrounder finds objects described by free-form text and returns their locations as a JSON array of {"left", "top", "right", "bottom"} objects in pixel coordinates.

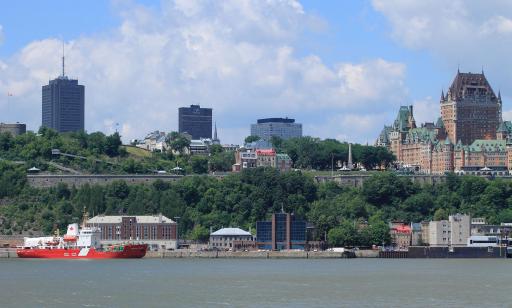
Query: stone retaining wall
[
  {"left": 145, "top": 250, "right": 357, "bottom": 259},
  {"left": 27, "top": 174, "right": 184, "bottom": 188}
]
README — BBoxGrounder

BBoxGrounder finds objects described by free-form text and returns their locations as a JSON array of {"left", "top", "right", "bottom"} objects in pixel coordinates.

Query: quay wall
[
  {"left": 0, "top": 249, "right": 17, "bottom": 258},
  {"left": 145, "top": 250, "right": 357, "bottom": 259}
]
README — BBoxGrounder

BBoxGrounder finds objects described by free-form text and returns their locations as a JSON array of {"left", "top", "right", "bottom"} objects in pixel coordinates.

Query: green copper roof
[
  {"left": 276, "top": 153, "right": 291, "bottom": 160},
  {"left": 498, "top": 121, "right": 507, "bottom": 132},
  {"left": 468, "top": 139, "right": 506, "bottom": 152},
  {"left": 393, "top": 106, "right": 411, "bottom": 132},
  {"left": 406, "top": 127, "right": 437, "bottom": 143},
  {"left": 436, "top": 117, "right": 444, "bottom": 128}
]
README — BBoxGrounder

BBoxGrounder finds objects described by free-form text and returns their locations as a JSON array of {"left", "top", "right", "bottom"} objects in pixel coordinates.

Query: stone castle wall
[{"left": 27, "top": 174, "right": 184, "bottom": 188}]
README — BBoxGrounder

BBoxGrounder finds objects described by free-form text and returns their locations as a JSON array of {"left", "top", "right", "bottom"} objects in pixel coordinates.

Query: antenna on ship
[{"left": 82, "top": 206, "right": 89, "bottom": 228}]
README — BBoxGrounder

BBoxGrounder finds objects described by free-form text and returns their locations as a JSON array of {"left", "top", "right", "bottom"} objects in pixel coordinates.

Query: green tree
[
  {"left": 189, "top": 224, "right": 210, "bottom": 242},
  {"left": 433, "top": 208, "right": 448, "bottom": 221},
  {"left": 105, "top": 132, "right": 122, "bottom": 157},
  {"left": 244, "top": 135, "right": 261, "bottom": 144},
  {"left": 327, "top": 221, "right": 359, "bottom": 247},
  {"left": 190, "top": 156, "right": 209, "bottom": 174},
  {"left": 167, "top": 132, "right": 190, "bottom": 155}
]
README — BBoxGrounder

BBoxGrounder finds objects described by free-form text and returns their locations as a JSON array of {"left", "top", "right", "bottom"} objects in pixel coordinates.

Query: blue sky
[{"left": 1, "top": 0, "right": 512, "bottom": 144}]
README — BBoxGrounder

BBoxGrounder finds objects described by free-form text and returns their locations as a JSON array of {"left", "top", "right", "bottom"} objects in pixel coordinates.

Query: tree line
[
  {"left": 2, "top": 160, "right": 512, "bottom": 246},
  {"left": 246, "top": 135, "right": 395, "bottom": 170}
]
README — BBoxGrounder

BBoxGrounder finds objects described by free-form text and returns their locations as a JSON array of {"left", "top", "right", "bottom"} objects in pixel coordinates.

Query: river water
[{"left": 0, "top": 258, "right": 511, "bottom": 307}]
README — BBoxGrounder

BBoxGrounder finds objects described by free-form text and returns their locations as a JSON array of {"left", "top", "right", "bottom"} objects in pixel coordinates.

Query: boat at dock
[{"left": 16, "top": 211, "right": 147, "bottom": 259}]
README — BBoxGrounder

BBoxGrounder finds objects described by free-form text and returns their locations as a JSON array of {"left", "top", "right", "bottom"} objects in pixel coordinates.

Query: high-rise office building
[
  {"left": 178, "top": 105, "right": 212, "bottom": 139},
  {"left": 250, "top": 118, "right": 302, "bottom": 141},
  {"left": 42, "top": 52, "right": 85, "bottom": 132}
]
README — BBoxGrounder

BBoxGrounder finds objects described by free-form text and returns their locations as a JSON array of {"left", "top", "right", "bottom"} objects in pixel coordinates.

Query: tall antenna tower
[{"left": 61, "top": 41, "right": 65, "bottom": 77}]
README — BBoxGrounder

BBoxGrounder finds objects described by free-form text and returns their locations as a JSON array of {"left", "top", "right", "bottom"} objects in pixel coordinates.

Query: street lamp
[{"left": 174, "top": 216, "right": 181, "bottom": 250}]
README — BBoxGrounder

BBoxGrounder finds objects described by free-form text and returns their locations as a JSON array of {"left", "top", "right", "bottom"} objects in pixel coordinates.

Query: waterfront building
[
  {"left": 250, "top": 118, "right": 302, "bottom": 141},
  {"left": 389, "top": 222, "right": 412, "bottom": 251},
  {"left": 42, "top": 55, "right": 84, "bottom": 133},
  {"left": 410, "top": 223, "right": 423, "bottom": 246},
  {"left": 0, "top": 122, "right": 26, "bottom": 136},
  {"left": 256, "top": 212, "right": 307, "bottom": 250},
  {"left": 209, "top": 227, "right": 253, "bottom": 250},
  {"left": 87, "top": 214, "right": 177, "bottom": 251},
  {"left": 178, "top": 104, "right": 212, "bottom": 139},
  {"left": 470, "top": 218, "right": 512, "bottom": 237},
  {"left": 428, "top": 214, "right": 470, "bottom": 247}
]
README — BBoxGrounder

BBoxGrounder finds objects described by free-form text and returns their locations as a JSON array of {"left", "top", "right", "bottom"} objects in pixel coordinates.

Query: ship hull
[{"left": 16, "top": 244, "right": 147, "bottom": 259}]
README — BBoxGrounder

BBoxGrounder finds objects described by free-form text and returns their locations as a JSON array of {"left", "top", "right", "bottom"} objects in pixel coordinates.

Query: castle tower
[{"left": 440, "top": 71, "right": 501, "bottom": 145}]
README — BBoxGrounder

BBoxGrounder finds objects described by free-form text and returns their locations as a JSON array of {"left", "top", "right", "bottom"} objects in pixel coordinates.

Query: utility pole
[
  {"left": 174, "top": 216, "right": 180, "bottom": 250},
  {"left": 331, "top": 153, "right": 334, "bottom": 177}
]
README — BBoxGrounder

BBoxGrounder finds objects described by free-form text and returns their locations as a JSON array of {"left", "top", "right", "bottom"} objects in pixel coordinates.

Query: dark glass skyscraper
[
  {"left": 42, "top": 58, "right": 84, "bottom": 133},
  {"left": 178, "top": 104, "right": 212, "bottom": 139}
]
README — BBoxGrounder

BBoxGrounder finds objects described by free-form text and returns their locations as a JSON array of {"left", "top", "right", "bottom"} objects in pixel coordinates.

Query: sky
[{"left": 1, "top": 0, "right": 512, "bottom": 144}]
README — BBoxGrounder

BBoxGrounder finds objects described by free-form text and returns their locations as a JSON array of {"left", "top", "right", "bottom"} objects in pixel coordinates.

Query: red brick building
[{"left": 87, "top": 214, "right": 177, "bottom": 251}]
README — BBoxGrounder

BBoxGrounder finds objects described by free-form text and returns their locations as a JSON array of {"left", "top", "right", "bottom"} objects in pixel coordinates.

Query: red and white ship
[{"left": 17, "top": 213, "right": 147, "bottom": 259}]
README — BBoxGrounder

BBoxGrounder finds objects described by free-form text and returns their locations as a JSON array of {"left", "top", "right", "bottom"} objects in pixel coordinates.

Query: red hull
[{"left": 16, "top": 244, "right": 147, "bottom": 259}]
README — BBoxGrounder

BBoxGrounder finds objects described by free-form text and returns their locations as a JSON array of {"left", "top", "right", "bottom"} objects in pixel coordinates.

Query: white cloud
[
  {"left": 0, "top": 0, "right": 408, "bottom": 144},
  {"left": 372, "top": 0, "right": 512, "bottom": 85},
  {"left": 373, "top": 0, "right": 512, "bottom": 133},
  {"left": 480, "top": 16, "right": 512, "bottom": 35},
  {"left": 411, "top": 96, "right": 439, "bottom": 124}
]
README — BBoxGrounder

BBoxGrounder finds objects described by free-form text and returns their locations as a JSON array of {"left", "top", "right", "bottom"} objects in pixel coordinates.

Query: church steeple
[{"left": 212, "top": 122, "right": 220, "bottom": 144}]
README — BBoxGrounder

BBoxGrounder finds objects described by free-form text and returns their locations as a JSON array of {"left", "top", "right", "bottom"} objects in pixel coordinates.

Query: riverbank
[
  {"left": 0, "top": 249, "right": 379, "bottom": 259},
  {"left": 144, "top": 250, "right": 378, "bottom": 258}
]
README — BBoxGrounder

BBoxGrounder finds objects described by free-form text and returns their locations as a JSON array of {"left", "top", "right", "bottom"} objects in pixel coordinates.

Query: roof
[
  {"left": 468, "top": 139, "right": 506, "bottom": 152},
  {"left": 435, "top": 117, "right": 444, "bottom": 128},
  {"left": 257, "top": 118, "right": 295, "bottom": 124},
  {"left": 393, "top": 106, "right": 411, "bottom": 132},
  {"left": 245, "top": 140, "right": 272, "bottom": 149},
  {"left": 405, "top": 127, "right": 437, "bottom": 144},
  {"left": 448, "top": 71, "right": 497, "bottom": 101},
  {"left": 256, "top": 149, "right": 276, "bottom": 156},
  {"left": 276, "top": 153, "right": 291, "bottom": 160},
  {"left": 88, "top": 215, "right": 175, "bottom": 224},
  {"left": 210, "top": 227, "right": 251, "bottom": 236}
]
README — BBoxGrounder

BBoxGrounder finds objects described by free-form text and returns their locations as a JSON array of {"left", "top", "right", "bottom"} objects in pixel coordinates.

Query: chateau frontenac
[{"left": 377, "top": 71, "right": 511, "bottom": 175}]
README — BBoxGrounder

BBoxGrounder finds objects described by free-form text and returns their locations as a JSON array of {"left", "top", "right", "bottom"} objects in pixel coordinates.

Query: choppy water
[{"left": 0, "top": 258, "right": 511, "bottom": 307}]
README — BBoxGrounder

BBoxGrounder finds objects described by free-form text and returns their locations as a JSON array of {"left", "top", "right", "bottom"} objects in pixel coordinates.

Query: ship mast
[{"left": 82, "top": 206, "right": 89, "bottom": 228}]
